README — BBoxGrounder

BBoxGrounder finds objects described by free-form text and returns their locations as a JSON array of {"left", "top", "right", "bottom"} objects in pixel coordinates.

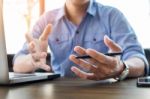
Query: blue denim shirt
[{"left": 14, "top": 0, "right": 149, "bottom": 76}]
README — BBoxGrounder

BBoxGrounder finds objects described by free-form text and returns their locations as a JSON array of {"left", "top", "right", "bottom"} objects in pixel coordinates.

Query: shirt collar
[
  {"left": 55, "top": 0, "right": 97, "bottom": 21},
  {"left": 87, "top": 0, "right": 97, "bottom": 16},
  {"left": 55, "top": 6, "right": 65, "bottom": 21}
]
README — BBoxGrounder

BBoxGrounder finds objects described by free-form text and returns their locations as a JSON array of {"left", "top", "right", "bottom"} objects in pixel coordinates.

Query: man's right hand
[{"left": 25, "top": 24, "right": 52, "bottom": 72}]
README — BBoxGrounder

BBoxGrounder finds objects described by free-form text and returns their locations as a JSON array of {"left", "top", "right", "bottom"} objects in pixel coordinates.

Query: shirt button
[
  {"left": 56, "top": 38, "right": 59, "bottom": 42},
  {"left": 93, "top": 38, "right": 96, "bottom": 41},
  {"left": 76, "top": 30, "right": 79, "bottom": 34}
]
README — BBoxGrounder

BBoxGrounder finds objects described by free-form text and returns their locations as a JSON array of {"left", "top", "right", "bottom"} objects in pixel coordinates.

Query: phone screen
[
  {"left": 139, "top": 78, "right": 150, "bottom": 82},
  {"left": 137, "top": 77, "right": 150, "bottom": 87}
]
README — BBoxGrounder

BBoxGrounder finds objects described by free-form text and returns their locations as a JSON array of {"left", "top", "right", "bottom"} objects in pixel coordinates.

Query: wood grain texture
[{"left": 0, "top": 78, "right": 149, "bottom": 99}]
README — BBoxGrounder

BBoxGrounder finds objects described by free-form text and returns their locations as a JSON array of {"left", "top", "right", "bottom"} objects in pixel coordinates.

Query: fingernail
[
  {"left": 104, "top": 35, "right": 112, "bottom": 41},
  {"left": 69, "top": 55, "right": 75, "bottom": 60},
  {"left": 74, "top": 46, "right": 80, "bottom": 52},
  {"left": 104, "top": 35, "right": 110, "bottom": 40}
]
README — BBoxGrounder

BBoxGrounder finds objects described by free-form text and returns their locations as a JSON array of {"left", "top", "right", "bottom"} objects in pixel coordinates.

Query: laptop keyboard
[
  {"left": 9, "top": 72, "right": 37, "bottom": 78},
  {"left": 9, "top": 72, "right": 55, "bottom": 79}
]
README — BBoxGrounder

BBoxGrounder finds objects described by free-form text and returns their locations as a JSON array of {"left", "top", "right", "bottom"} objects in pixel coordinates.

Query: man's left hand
[{"left": 69, "top": 35, "right": 124, "bottom": 80}]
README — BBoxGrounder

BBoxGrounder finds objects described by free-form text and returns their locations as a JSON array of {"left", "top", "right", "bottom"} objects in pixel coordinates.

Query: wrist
[
  {"left": 117, "top": 61, "right": 125, "bottom": 76},
  {"left": 115, "top": 61, "right": 129, "bottom": 81}
]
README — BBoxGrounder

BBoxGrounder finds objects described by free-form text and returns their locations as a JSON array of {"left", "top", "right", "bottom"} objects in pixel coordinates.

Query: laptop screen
[{"left": 0, "top": 0, "right": 10, "bottom": 83}]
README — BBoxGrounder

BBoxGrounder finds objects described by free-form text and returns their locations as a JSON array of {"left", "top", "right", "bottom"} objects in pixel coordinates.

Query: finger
[
  {"left": 25, "top": 33, "right": 34, "bottom": 43},
  {"left": 86, "top": 49, "right": 120, "bottom": 70},
  {"left": 69, "top": 55, "right": 97, "bottom": 72},
  {"left": 33, "top": 52, "right": 50, "bottom": 71},
  {"left": 74, "top": 46, "right": 98, "bottom": 66},
  {"left": 40, "top": 52, "right": 47, "bottom": 58},
  {"left": 86, "top": 49, "right": 112, "bottom": 64},
  {"left": 32, "top": 51, "right": 47, "bottom": 61},
  {"left": 40, "top": 53, "right": 47, "bottom": 66},
  {"left": 71, "top": 66, "right": 96, "bottom": 80},
  {"left": 70, "top": 53, "right": 113, "bottom": 76},
  {"left": 34, "top": 61, "right": 51, "bottom": 71},
  {"left": 28, "top": 42, "right": 36, "bottom": 53},
  {"left": 104, "top": 35, "right": 122, "bottom": 52},
  {"left": 74, "top": 46, "right": 86, "bottom": 55},
  {"left": 39, "top": 24, "right": 52, "bottom": 41},
  {"left": 31, "top": 52, "right": 41, "bottom": 62},
  {"left": 39, "top": 63, "right": 51, "bottom": 71},
  {"left": 40, "top": 52, "right": 51, "bottom": 71}
]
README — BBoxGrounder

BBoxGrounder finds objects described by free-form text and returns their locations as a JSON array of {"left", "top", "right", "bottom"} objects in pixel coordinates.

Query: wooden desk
[{"left": 0, "top": 78, "right": 149, "bottom": 99}]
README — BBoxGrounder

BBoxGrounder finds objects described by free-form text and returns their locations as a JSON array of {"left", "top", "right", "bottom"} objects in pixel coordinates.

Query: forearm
[
  {"left": 125, "top": 57, "right": 145, "bottom": 77},
  {"left": 13, "top": 54, "right": 35, "bottom": 73}
]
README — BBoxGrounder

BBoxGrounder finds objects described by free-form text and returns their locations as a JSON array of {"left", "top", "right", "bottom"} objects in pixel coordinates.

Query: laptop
[{"left": 0, "top": 0, "right": 60, "bottom": 85}]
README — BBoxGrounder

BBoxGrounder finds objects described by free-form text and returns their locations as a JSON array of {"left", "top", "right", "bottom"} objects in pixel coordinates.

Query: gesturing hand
[
  {"left": 69, "top": 35, "right": 123, "bottom": 80},
  {"left": 25, "top": 24, "right": 52, "bottom": 72}
]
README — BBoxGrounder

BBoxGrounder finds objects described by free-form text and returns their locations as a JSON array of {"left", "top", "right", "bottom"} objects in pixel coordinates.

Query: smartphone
[{"left": 137, "top": 76, "right": 150, "bottom": 87}]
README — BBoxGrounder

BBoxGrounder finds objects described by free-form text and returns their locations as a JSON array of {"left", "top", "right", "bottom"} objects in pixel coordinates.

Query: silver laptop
[{"left": 0, "top": 0, "right": 60, "bottom": 85}]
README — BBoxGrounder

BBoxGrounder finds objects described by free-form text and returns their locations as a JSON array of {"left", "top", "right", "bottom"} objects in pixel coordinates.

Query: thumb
[
  {"left": 39, "top": 24, "right": 52, "bottom": 41},
  {"left": 104, "top": 35, "right": 122, "bottom": 52},
  {"left": 28, "top": 41, "right": 36, "bottom": 53},
  {"left": 25, "top": 33, "right": 33, "bottom": 43}
]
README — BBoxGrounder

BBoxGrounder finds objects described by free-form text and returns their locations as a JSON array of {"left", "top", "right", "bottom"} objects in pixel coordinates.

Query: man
[{"left": 13, "top": 0, "right": 149, "bottom": 80}]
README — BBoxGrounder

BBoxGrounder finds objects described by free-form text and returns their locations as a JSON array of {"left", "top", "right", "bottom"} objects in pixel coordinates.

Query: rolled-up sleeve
[{"left": 109, "top": 8, "right": 149, "bottom": 76}]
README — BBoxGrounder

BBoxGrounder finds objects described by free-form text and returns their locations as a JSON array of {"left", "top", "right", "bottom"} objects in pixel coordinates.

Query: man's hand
[
  {"left": 69, "top": 35, "right": 124, "bottom": 80},
  {"left": 25, "top": 24, "right": 52, "bottom": 72}
]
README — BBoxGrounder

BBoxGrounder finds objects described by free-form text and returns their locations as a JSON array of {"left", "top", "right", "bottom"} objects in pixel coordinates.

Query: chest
[{"left": 48, "top": 17, "right": 109, "bottom": 57}]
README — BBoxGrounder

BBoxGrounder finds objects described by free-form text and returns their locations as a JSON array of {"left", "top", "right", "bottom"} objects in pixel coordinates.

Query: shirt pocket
[
  {"left": 50, "top": 34, "right": 69, "bottom": 44},
  {"left": 49, "top": 34, "right": 71, "bottom": 59},
  {"left": 83, "top": 32, "right": 108, "bottom": 53}
]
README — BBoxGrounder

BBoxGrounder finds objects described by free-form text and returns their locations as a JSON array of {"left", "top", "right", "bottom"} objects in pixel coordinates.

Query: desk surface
[{"left": 0, "top": 78, "right": 149, "bottom": 99}]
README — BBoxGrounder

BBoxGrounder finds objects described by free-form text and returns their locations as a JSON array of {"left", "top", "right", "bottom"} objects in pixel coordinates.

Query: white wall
[{"left": 98, "top": 0, "right": 150, "bottom": 49}]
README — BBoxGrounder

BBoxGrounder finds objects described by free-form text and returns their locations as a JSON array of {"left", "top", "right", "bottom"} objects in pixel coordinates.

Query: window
[
  {"left": 4, "top": 0, "right": 40, "bottom": 54},
  {"left": 99, "top": 0, "right": 150, "bottom": 48},
  {"left": 3, "top": 0, "right": 150, "bottom": 54}
]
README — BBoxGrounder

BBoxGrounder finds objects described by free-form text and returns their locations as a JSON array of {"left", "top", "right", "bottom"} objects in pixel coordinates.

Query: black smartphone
[{"left": 137, "top": 76, "right": 150, "bottom": 87}]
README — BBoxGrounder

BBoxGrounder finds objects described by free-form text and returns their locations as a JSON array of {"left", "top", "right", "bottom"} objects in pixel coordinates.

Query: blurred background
[{"left": 3, "top": 0, "right": 150, "bottom": 54}]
